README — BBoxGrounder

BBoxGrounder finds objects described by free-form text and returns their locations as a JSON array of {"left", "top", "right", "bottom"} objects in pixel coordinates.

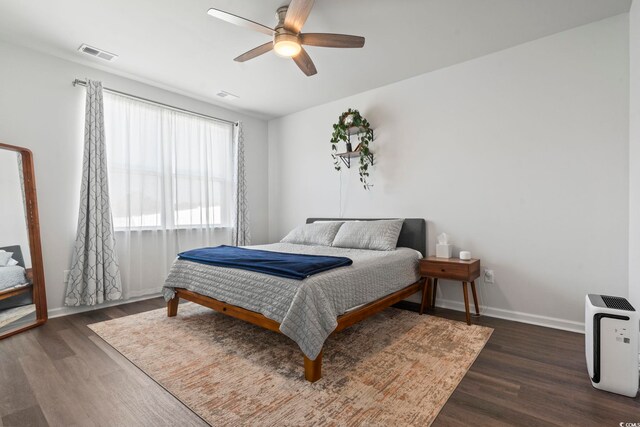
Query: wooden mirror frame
[{"left": 0, "top": 142, "right": 47, "bottom": 339}]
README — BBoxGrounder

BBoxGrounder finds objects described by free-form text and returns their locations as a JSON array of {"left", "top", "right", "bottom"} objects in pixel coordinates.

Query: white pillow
[
  {"left": 7, "top": 258, "right": 19, "bottom": 266},
  {"left": 281, "top": 222, "right": 345, "bottom": 246},
  {"left": 0, "top": 250, "right": 13, "bottom": 267},
  {"left": 332, "top": 219, "right": 404, "bottom": 251}
]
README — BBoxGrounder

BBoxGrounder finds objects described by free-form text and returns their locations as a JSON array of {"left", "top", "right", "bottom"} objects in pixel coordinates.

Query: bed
[
  {"left": 0, "top": 245, "right": 32, "bottom": 304},
  {"left": 163, "top": 218, "right": 427, "bottom": 382}
]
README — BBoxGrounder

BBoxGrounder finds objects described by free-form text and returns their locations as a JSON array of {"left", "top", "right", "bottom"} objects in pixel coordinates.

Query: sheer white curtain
[{"left": 103, "top": 92, "right": 234, "bottom": 298}]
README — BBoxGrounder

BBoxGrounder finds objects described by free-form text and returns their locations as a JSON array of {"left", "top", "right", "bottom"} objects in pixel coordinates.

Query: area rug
[
  {"left": 0, "top": 304, "right": 35, "bottom": 330},
  {"left": 89, "top": 303, "right": 492, "bottom": 426}
]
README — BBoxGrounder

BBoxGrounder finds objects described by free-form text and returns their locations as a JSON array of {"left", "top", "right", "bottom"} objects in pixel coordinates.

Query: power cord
[{"left": 338, "top": 169, "right": 343, "bottom": 218}]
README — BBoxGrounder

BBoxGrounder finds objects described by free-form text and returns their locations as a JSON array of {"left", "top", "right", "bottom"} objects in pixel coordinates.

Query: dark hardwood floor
[
  {"left": 0, "top": 298, "right": 638, "bottom": 426},
  {"left": 429, "top": 307, "right": 640, "bottom": 427},
  {"left": 0, "top": 299, "right": 207, "bottom": 427}
]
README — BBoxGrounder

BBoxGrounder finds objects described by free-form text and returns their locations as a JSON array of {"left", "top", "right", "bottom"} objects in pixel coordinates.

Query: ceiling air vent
[
  {"left": 78, "top": 44, "right": 118, "bottom": 62},
  {"left": 216, "top": 90, "right": 239, "bottom": 100}
]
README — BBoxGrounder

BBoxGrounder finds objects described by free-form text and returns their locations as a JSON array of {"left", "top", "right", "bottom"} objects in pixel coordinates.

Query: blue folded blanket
[{"left": 178, "top": 245, "right": 353, "bottom": 280}]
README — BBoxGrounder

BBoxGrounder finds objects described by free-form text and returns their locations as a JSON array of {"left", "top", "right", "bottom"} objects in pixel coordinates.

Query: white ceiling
[{"left": 0, "top": 0, "right": 631, "bottom": 119}]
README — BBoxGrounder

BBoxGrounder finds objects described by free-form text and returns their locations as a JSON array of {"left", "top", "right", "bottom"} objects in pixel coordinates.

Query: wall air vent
[
  {"left": 216, "top": 90, "right": 239, "bottom": 100},
  {"left": 78, "top": 44, "right": 118, "bottom": 62}
]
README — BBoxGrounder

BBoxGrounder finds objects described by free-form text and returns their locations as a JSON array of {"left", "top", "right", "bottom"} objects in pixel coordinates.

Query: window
[{"left": 103, "top": 92, "right": 234, "bottom": 230}]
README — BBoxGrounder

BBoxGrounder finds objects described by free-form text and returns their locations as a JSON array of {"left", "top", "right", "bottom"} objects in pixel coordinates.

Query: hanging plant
[{"left": 330, "top": 108, "right": 374, "bottom": 190}]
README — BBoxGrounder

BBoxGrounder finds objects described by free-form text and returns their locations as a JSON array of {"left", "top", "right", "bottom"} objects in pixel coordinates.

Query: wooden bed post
[
  {"left": 304, "top": 350, "right": 323, "bottom": 382},
  {"left": 167, "top": 297, "right": 179, "bottom": 317}
]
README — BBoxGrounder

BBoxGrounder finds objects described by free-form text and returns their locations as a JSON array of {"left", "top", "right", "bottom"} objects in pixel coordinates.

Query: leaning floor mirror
[{"left": 0, "top": 142, "right": 46, "bottom": 339}]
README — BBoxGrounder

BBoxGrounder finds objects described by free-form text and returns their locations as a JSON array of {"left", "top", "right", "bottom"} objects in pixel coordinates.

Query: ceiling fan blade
[
  {"left": 301, "top": 33, "right": 365, "bottom": 48},
  {"left": 284, "top": 0, "right": 315, "bottom": 33},
  {"left": 234, "top": 42, "right": 273, "bottom": 62},
  {"left": 207, "top": 8, "right": 274, "bottom": 36},
  {"left": 292, "top": 47, "right": 317, "bottom": 76}
]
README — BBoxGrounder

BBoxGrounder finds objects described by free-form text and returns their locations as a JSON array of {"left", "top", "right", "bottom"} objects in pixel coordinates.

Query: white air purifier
[{"left": 585, "top": 294, "right": 639, "bottom": 397}]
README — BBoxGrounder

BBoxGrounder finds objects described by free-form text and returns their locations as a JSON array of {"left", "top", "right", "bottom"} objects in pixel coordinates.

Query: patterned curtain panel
[
  {"left": 232, "top": 122, "right": 251, "bottom": 246},
  {"left": 65, "top": 80, "right": 123, "bottom": 306}
]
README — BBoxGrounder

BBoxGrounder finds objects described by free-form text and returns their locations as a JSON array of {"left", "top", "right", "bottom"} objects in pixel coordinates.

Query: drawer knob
[{"left": 441, "top": 269, "right": 445, "bottom": 272}]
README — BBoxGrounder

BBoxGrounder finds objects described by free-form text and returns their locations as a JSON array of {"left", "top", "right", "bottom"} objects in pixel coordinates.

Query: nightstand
[{"left": 419, "top": 256, "right": 481, "bottom": 325}]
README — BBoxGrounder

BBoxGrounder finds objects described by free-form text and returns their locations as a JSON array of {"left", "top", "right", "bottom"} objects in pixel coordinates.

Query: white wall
[
  {"left": 0, "top": 40, "right": 269, "bottom": 315},
  {"left": 268, "top": 15, "right": 629, "bottom": 330},
  {"left": 0, "top": 150, "right": 31, "bottom": 267},
  {"left": 629, "top": 2, "right": 640, "bottom": 311}
]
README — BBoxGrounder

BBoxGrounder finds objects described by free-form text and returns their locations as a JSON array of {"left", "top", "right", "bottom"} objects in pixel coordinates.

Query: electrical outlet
[
  {"left": 63, "top": 270, "right": 70, "bottom": 284},
  {"left": 483, "top": 269, "right": 495, "bottom": 284}
]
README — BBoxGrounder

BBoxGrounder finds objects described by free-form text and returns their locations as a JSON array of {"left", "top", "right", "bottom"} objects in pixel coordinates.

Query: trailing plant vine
[{"left": 330, "top": 108, "right": 374, "bottom": 190}]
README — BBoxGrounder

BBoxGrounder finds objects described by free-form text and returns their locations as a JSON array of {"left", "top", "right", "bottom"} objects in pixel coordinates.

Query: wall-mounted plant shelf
[
  {"left": 335, "top": 148, "right": 374, "bottom": 169},
  {"left": 346, "top": 126, "right": 368, "bottom": 135},
  {"left": 331, "top": 109, "right": 375, "bottom": 189},
  {"left": 334, "top": 127, "right": 374, "bottom": 169}
]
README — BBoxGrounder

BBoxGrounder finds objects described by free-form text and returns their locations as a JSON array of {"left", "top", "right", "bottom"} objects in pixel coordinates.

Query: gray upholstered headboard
[
  {"left": 306, "top": 218, "right": 427, "bottom": 256},
  {"left": 0, "top": 245, "right": 25, "bottom": 268}
]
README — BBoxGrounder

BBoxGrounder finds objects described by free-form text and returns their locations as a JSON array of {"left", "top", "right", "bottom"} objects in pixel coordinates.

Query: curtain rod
[{"left": 72, "top": 79, "right": 237, "bottom": 126}]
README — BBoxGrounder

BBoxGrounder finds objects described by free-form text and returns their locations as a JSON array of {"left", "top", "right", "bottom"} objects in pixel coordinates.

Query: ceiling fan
[{"left": 207, "top": 0, "right": 365, "bottom": 76}]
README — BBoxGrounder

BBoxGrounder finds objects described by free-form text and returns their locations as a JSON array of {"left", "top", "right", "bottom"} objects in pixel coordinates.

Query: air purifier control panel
[{"left": 614, "top": 326, "right": 630, "bottom": 344}]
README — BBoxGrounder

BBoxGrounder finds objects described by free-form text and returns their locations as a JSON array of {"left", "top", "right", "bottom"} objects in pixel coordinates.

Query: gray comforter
[
  {"left": 163, "top": 243, "right": 421, "bottom": 359},
  {"left": 0, "top": 266, "right": 27, "bottom": 291}
]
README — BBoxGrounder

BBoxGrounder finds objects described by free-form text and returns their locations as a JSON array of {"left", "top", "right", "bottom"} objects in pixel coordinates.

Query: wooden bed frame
[
  {"left": 167, "top": 218, "right": 428, "bottom": 382},
  {"left": 0, "top": 284, "right": 32, "bottom": 302},
  {"left": 168, "top": 281, "right": 427, "bottom": 381}
]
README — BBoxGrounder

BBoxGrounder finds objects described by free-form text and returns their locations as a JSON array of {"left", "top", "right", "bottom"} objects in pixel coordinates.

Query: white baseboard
[
  {"left": 435, "top": 297, "right": 585, "bottom": 334},
  {"left": 48, "top": 291, "right": 162, "bottom": 319}
]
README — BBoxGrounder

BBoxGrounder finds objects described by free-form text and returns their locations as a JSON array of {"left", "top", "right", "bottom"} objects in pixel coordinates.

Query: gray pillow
[
  {"left": 280, "top": 222, "right": 345, "bottom": 246},
  {"left": 0, "top": 250, "right": 13, "bottom": 267},
  {"left": 332, "top": 219, "right": 404, "bottom": 251}
]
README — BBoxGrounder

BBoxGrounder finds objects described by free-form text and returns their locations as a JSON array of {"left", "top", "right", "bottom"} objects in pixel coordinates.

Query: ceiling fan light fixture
[
  {"left": 274, "top": 40, "right": 301, "bottom": 57},
  {"left": 273, "top": 33, "right": 301, "bottom": 58}
]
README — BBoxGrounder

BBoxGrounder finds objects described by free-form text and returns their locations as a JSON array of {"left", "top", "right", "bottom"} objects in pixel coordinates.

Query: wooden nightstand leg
[
  {"left": 431, "top": 278, "right": 438, "bottom": 308},
  {"left": 419, "top": 278, "right": 429, "bottom": 314},
  {"left": 470, "top": 280, "right": 480, "bottom": 316},
  {"left": 462, "top": 281, "right": 471, "bottom": 325}
]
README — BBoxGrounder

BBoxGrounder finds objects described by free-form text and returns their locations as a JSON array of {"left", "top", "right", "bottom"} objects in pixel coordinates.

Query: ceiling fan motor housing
[
  {"left": 273, "top": 7, "right": 302, "bottom": 57},
  {"left": 276, "top": 6, "right": 289, "bottom": 27},
  {"left": 274, "top": 29, "right": 300, "bottom": 45}
]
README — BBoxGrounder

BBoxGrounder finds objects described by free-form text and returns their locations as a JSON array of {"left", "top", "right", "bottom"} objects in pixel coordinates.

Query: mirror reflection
[{"left": 0, "top": 149, "right": 35, "bottom": 334}]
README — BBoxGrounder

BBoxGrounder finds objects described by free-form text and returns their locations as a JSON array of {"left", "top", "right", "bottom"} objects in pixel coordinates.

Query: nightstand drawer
[{"left": 420, "top": 262, "right": 470, "bottom": 280}]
